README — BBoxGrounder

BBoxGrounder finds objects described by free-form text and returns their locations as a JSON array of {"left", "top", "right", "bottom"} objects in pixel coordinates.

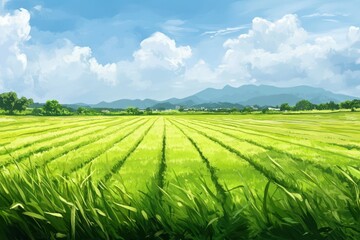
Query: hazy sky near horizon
[{"left": 1, "top": 0, "right": 360, "bottom": 103}]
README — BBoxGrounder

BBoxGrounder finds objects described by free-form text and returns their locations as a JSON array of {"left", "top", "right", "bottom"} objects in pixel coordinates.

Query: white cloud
[
  {"left": 0, "top": 8, "right": 193, "bottom": 102},
  {"left": 302, "top": 12, "right": 348, "bottom": 18},
  {"left": 2, "top": 7, "right": 360, "bottom": 102},
  {"left": 302, "top": 13, "right": 336, "bottom": 18},
  {"left": 223, "top": 14, "right": 308, "bottom": 51},
  {"left": 184, "top": 59, "right": 218, "bottom": 83},
  {"left": 0, "top": 9, "right": 119, "bottom": 102},
  {"left": 186, "top": 14, "right": 360, "bottom": 96},
  {"left": 161, "top": 19, "right": 197, "bottom": 36},
  {"left": 89, "top": 58, "right": 117, "bottom": 85},
  {"left": 133, "top": 32, "right": 192, "bottom": 70},
  {"left": 202, "top": 25, "right": 249, "bottom": 38},
  {"left": 348, "top": 26, "right": 360, "bottom": 44},
  {"left": 33, "top": 5, "right": 43, "bottom": 12},
  {"left": 323, "top": 19, "right": 339, "bottom": 23},
  {"left": 0, "top": 8, "right": 30, "bottom": 89},
  {"left": 22, "top": 42, "right": 119, "bottom": 102},
  {"left": 63, "top": 46, "right": 92, "bottom": 63},
  {"left": 1, "top": 0, "right": 8, "bottom": 10},
  {"left": 114, "top": 32, "right": 193, "bottom": 92}
]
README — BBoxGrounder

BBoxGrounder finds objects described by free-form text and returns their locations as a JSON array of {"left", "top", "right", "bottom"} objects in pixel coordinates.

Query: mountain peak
[
  {"left": 91, "top": 85, "right": 355, "bottom": 109},
  {"left": 223, "top": 84, "right": 234, "bottom": 89}
]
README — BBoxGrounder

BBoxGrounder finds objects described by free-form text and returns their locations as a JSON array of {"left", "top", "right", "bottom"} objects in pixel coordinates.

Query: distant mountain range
[{"left": 86, "top": 85, "right": 355, "bottom": 109}]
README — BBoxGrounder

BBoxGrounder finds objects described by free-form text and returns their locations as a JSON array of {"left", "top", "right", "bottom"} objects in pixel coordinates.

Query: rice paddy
[{"left": 0, "top": 112, "right": 359, "bottom": 239}]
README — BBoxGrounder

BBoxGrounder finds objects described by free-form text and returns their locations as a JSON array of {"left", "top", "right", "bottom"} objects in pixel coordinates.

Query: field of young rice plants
[{"left": 0, "top": 113, "right": 359, "bottom": 239}]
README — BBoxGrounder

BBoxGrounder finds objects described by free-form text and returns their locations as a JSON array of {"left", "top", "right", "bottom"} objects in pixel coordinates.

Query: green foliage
[
  {"left": 0, "top": 114, "right": 360, "bottom": 238},
  {"left": 295, "top": 99, "right": 314, "bottom": 111},
  {"left": 144, "top": 107, "right": 153, "bottom": 115},
  {"left": 42, "top": 100, "right": 71, "bottom": 116},
  {"left": 126, "top": 107, "right": 141, "bottom": 115},
  {"left": 316, "top": 101, "right": 339, "bottom": 110},
  {"left": 340, "top": 100, "right": 353, "bottom": 109},
  {"left": 0, "top": 92, "right": 33, "bottom": 114},
  {"left": 242, "top": 106, "right": 253, "bottom": 113},
  {"left": 280, "top": 103, "right": 291, "bottom": 111},
  {"left": 31, "top": 107, "right": 45, "bottom": 116},
  {"left": 77, "top": 107, "right": 99, "bottom": 115},
  {"left": 0, "top": 162, "right": 359, "bottom": 239},
  {"left": 352, "top": 99, "right": 360, "bottom": 108}
]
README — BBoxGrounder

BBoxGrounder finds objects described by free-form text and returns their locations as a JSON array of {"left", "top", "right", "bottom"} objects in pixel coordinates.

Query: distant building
[{"left": 268, "top": 107, "right": 280, "bottom": 111}]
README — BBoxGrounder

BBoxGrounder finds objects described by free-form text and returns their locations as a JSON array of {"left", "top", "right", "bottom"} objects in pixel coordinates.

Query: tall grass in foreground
[{"left": 0, "top": 161, "right": 359, "bottom": 240}]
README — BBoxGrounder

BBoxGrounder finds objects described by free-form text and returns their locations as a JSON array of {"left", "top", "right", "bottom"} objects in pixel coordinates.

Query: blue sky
[{"left": 1, "top": 0, "right": 360, "bottom": 103}]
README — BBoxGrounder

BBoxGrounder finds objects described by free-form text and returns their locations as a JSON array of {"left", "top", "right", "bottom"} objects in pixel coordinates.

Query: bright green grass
[{"left": 0, "top": 112, "right": 359, "bottom": 239}]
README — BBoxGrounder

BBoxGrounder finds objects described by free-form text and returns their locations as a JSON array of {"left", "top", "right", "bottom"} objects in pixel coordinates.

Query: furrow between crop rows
[
  {"left": 0, "top": 118, "right": 142, "bottom": 169},
  {"left": 5, "top": 118, "right": 148, "bottom": 173},
  {"left": 38, "top": 118, "right": 151, "bottom": 175},
  {"left": 186, "top": 118, "right": 360, "bottom": 164},
  {"left": 0, "top": 117, "right": 115, "bottom": 138},
  {"left": 172, "top": 119, "right": 302, "bottom": 193},
  {"left": 157, "top": 118, "right": 167, "bottom": 192},
  {"left": 169, "top": 119, "right": 227, "bottom": 202},
  {"left": 195, "top": 117, "right": 360, "bottom": 150},
  {"left": 185, "top": 118, "right": 360, "bottom": 184},
  {"left": 102, "top": 119, "right": 157, "bottom": 183},
  {"left": 0, "top": 117, "right": 123, "bottom": 155}
]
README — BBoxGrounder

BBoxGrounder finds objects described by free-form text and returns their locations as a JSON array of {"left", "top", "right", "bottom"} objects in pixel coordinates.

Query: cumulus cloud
[
  {"left": 133, "top": 32, "right": 192, "bottom": 70},
  {"left": 186, "top": 14, "right": 360, "bottom": 96},
  {"left": 19, "top": 41, "right": 119, "bottom": 102},
  {"left": 0, "top": 8, "right": 119, "bottom": 101},
  {"left": 348, "top": 26, "right": 360, "bottom": 44},
  {"left": 185, "top": 60, "right": 218, "bottom": 83},
  {"left": 114, "top": 32, "right": 192, "bottom": 90},
  {"left": 0, "top": 8, "right": 30, "bottom": 89},
  {"left": 0, "top": 7, "right": 192, "bottom": 101},
  {"left": 2, "top": 6, "right": 360, "bottom": 102},
  {"left": 89, "top": 58, "right": 117, "bottom": 85}
]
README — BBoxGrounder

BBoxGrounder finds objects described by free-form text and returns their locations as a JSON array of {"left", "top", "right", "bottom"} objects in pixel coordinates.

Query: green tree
[
  {"left": 77, "top": 107, "right": 94, "bottom": 115},
  {"left": 0, "top": 92, "right": 33, "bottom": 114},
  {"left": 32, "top": 108, "right": 44, "bottom": 116},
  {"left": 294, "top": 100, "right": 314, "bottom": 111},
  {"left": 316, "top": 103, "right": 326, "bottom": 110},
  {"left": 126, "top": 107, "right": 140, "bottom": 115},
  {"left": 230, "top": 107, "right": 239, "bottom": 113},
  {"left": 327, "top": 101, "right": 339, "bottom": 110},
  {"left": 43, "top": 100, "right": 69, "bottom": 116},
  {"left": 242, "top": 107, "right": 253, "bottom": 113},
  {"left": 351, "top": 99, "right": 360, "bottom": 109},
  {"left": 144, "top": 107, "right": 153, "bottom": 115},
  {"left": 340, "top": 100, "right": 352, "bottom": 109},
  {"left": 280, "top": 103, "right": 291, "bottom": 111}
]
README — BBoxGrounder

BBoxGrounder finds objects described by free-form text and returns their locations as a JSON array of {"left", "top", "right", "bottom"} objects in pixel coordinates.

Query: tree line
[
  {"left": 0, "top": 91, "right": 359, "bottom": 115},
  {"left": 279, "top": 99, "right": 360, "bottom": 112},
  {"left": 0, "top": 92, "right": 71, "bottom": 116}
]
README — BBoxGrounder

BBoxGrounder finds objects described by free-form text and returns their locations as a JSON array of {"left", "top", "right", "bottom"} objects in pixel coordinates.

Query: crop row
[
  {"left": 194, "top": 117, "right": 360, "bottom": 158},
  {"left": 2, "top": 118, "right": 147, "bottom": 173},
  {"left": 171, "top": 118, "right": 358, "bottom": 197}
]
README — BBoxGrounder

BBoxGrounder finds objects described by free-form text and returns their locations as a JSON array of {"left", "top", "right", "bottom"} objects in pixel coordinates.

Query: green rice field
[{"left": 0, "top": 113, "right": 359, "bottom": 239}]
